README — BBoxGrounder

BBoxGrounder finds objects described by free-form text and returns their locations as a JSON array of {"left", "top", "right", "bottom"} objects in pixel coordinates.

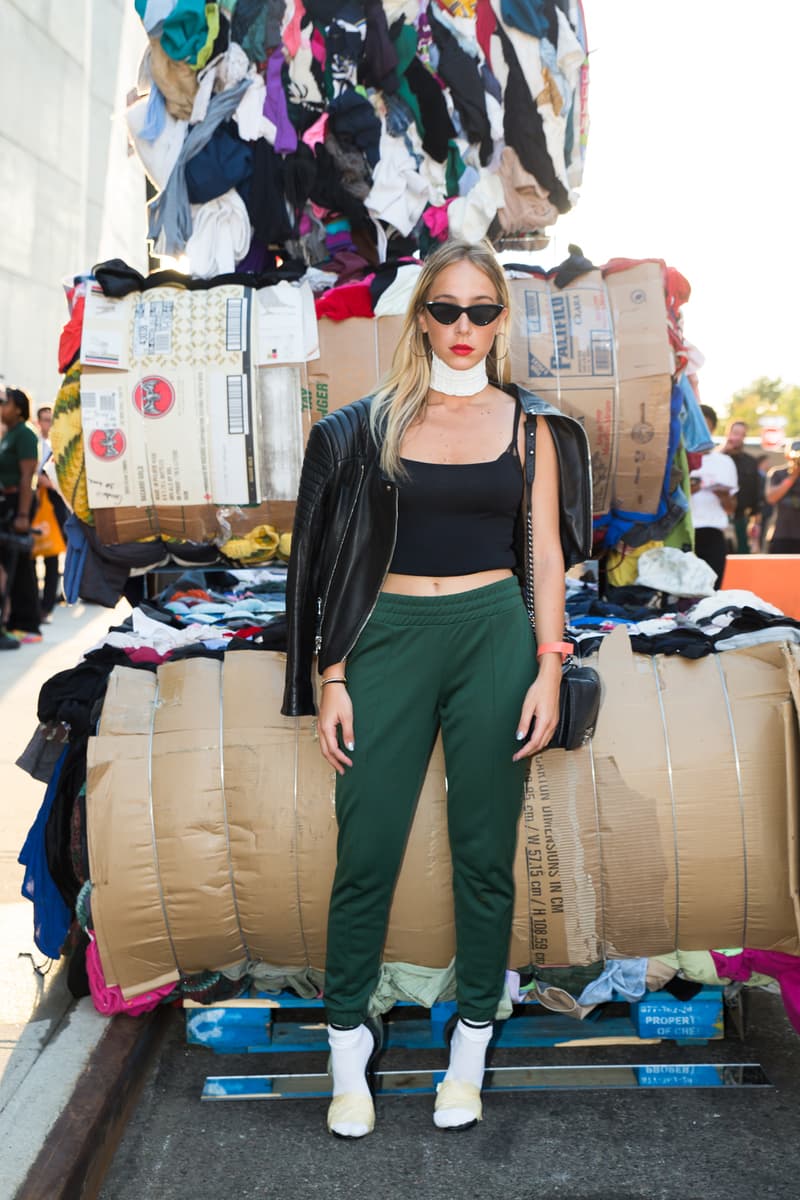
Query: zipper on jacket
[
  {"left": 341, "top": 482, "right": 398, "bottom": 662},
  {"left": 316, "top": 463, "right": 365, "bottom": 657}
]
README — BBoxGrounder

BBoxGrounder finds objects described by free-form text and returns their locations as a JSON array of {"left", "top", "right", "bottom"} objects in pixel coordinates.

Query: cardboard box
[
  {"left": 303, "top": 316, "right": 405, "bottom": 439},
  {"left": 81, "top": 304, "right": 399, "bottom": 544},
  {"left": 89, "top": 358, "right": 308, "bottom": 544},
  {"left": 80, "top": 285, "right": 311, "bottom": 521},
  {"left": 87, "top": 634, "right": 800, "bottom": 998},
  {"left": 93, "top": 498, "right": 298, "bottom": 546},
  {"left": 508, "top": 264, "right": 675, "bottom": 515},
  {"left": 81, "top": 286, "right": 259, "bottom": 509}
]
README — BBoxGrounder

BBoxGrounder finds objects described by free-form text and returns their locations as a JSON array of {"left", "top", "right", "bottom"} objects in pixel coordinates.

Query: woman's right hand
[{"left": 317, "top": 682, "right": 355, "bottom": 776}]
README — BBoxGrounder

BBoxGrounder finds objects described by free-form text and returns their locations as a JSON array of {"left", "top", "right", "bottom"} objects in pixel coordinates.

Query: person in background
[
  {"left": 751, "top": 453, "right": 772, "bottom": 551},
  {"left": 0, "top": 378, "right": 17, "bottom": 650},
  {"left": 0, "top": 387, "right": 42, "bottom": 642},
  {"left": 35, "top": 405, "right": 67, "bottom": 621},
  {"left": 721, "top": 419, "right": 760, "bottom": 553},
  {"left": 689, "top": 405, "right": 738, "bottom": 588},
  {"left": 764, "top": 440, "right": 800, "bottom": 554}
]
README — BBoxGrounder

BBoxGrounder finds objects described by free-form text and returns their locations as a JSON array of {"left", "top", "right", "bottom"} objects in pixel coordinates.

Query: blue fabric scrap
[{"left": 18, "top": 748, "right": 72, "bottom": 960}]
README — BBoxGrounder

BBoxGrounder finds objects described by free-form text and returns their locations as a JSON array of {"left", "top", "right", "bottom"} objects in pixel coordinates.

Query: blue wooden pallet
[{"left": 185, "top": 987, "right": 725, "bottom": 1056}]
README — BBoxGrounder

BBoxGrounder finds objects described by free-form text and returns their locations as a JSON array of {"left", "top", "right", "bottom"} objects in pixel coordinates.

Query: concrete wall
[{"left": 0, "top": 0, "right": 147, "bottom": 411}]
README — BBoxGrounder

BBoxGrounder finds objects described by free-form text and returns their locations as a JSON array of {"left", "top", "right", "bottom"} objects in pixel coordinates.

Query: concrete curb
[{"left": 14, "top": 1004, "right": 171, "bottom": 1200}]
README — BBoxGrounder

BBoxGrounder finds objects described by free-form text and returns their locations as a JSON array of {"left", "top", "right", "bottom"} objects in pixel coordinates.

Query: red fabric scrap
[
  {"left": 315, "top": 281, "right": 375, "bottom": 321},
  {"left": 58, "top": 294, "right": 85, "bottom": 373}
]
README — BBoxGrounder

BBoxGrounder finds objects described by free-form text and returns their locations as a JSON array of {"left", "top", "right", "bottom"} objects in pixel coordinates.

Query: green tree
[{"left": 724, "top": 376, "right": 800, "bottom": 437}]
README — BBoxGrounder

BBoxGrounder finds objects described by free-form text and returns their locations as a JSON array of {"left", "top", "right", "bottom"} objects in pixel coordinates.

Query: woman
[
  {"left": 283, "top": 239, "right": 592, "bottom": 1137},
  {"left": 0, "top": 387, "right": 41, "bottom": 644}
]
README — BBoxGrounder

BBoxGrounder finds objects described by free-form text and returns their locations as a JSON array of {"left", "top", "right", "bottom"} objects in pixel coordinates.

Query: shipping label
[
  {"left": 515, "top": 281, "right": 615, "bottom": 381},
  {"left": 253, "top": 280, "right": 318, "bottom": 365},
  {"left": 80, "top": 284, "right": 131, "bottom": 371}
]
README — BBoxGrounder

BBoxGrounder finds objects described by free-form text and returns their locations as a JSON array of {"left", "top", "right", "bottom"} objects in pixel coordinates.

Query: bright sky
[{"left": 538, "top": 0, "right": 800, "bottom": 413}]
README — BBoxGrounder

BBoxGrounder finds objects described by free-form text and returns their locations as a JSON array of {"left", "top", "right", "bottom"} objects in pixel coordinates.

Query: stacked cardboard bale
[{"left": 86, "top": 633, "right": 800, "bottom": 998}]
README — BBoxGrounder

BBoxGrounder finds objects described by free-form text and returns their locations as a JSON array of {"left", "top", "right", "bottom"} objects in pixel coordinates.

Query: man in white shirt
[{"left": 690, "top": 405, "right": 738, "bottom": 588}]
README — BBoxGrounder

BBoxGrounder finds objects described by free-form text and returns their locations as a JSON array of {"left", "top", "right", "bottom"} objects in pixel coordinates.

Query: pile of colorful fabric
[{"left": 130, "top": 0, "right": 589, "bottom": 277}]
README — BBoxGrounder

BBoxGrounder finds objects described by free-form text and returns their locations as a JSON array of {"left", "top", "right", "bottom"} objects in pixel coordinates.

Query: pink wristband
[{"left": 536, "top": 641, "right": 573, "bottom": 663}]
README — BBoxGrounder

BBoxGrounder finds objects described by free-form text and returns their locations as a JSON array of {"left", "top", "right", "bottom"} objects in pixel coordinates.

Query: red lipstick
[{"left": 451, "top": 344, "right": 474, "bottom": 355}]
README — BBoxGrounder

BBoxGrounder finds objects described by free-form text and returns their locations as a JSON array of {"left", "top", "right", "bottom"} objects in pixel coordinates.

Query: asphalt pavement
[{"left": 101, "top": 990, "right": 800, "bottom": 1200}]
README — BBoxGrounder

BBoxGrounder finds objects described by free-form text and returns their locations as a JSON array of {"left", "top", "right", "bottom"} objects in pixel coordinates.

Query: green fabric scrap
[
  {"left": 391, "top": 22, "right": 425, "bottom": 139},
  {"left": 664, "top": 444, "right": 694, "bottom": 551},
  {"left": 223, "top": 961, "right": 325, "bottom": 999},
  {"left": 241, "top": 6, "right": 269, "bottom": 65},
  {"left": 159, "top": 0, "right": 213, "bottom": 64},
  {"left": 445, "top": 139, "right": 465, "bottom": 197},
  {"left": 193, "top": 4, "right": 221, "bottom": 70},
  {"left": 368, "top": 960, "right": 513, "bottom": 1020},
  {"left": 522, "top": 961, "right": 604, "bottom": 995}
]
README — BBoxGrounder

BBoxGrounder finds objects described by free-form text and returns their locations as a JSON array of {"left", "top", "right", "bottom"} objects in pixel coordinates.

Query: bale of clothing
[
  {"left": 130, "top": 0, "right": 589, "bottom": 276},
  {"left": 16, "top": 575, "right": 800, "bottom": 1031}
]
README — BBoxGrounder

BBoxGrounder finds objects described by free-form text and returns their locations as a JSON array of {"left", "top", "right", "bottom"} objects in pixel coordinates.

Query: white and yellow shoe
[
  {"left": 433, "top": 1078, "right": 483, "bottom": 1130},
  {"left": 326, "top": 1017, "right": 383, "bottom": 1139},
  {"left": 327, "top": 1091, "right": 376, "bottom": 1139}
]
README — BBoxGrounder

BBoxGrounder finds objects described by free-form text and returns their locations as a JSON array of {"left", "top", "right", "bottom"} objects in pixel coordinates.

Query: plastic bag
[{"left": 31, "top": 488, "right": 66, "bottom": 558}]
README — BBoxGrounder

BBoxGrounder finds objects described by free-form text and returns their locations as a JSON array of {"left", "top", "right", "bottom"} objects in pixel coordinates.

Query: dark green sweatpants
[{"left": 324, "top": 576, "right": 537, "bottom": 1026}]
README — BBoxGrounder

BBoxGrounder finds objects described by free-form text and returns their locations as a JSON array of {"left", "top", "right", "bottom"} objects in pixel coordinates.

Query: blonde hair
[{"left": 369, "top": 238, "right": 511, "bottom": 480}]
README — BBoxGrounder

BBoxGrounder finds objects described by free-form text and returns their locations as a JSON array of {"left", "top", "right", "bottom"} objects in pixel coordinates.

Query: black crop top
[{"left": 389, "top": 401, "right": 524, "bottom": 576}]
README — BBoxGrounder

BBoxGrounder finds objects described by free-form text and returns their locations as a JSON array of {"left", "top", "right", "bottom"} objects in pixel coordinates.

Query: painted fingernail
[
  {"left": 515, "top": 731, "right": 525, "bottom": 741},
  {"left": 346, "top": 741, "right": 355, "bottom": 751}
]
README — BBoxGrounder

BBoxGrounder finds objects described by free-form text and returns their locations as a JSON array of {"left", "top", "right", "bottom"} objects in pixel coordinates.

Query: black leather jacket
[{"left": 282, "top": 385, "right": 593, "bottom": 716}]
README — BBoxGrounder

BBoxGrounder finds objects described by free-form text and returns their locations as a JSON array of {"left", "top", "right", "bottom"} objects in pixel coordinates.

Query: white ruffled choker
[{"left": 429, "top": 351, "right": 488, "bottom": 397}]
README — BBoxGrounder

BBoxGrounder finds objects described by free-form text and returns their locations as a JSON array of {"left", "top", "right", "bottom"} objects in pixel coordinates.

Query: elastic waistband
[{"left": 374, "top": 576, "right": 524, "bottom": 625}]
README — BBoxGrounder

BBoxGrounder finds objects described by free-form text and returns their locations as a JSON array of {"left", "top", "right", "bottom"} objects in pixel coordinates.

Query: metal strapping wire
[
  {"left": 544, "top": 286, "right": 562, "bottom": 412},
  {"left": 650, "top": 659, "right": 681, "bottom": 949},
  {"left": 586, "top": 735, "right": 607, "bottom": 960},
  {"left": 218, "top": 659, "right": 250, "bottom": 961},
  {"left": 147, "top": 677, "right": 182, "bottom": 974},
  {"left": 293, "top": 720, "right": 311, "bottom": 967},
  {"left": 523, "top": 769, "right": 536, "bottom": 964},
  {"left": 714, "top": 655, "right": 749, "bottom": 948},
  {"left": 600, "top": 276, "right": 621, "bottom": 499}
]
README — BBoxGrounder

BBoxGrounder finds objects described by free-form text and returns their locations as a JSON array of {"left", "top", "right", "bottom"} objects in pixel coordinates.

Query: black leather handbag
[
  {"left": 524, "top": 421, "right": 601, "bottom": 751},
  {"left": 549, "top": 655, "right": 602, "bottom": 750}
]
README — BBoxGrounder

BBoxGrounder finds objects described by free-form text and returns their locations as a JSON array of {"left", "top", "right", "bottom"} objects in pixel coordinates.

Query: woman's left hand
[{"left": 512, "top": 666, "right": 561, "bottom": 760}]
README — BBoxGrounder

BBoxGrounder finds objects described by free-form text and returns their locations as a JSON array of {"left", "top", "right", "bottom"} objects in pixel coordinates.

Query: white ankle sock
[
  {"left": 445, "top": 1019, "right": 492, "bottom": 1087},
  {"left": 328, "top": 1024, "right": 375, "bottom": 1096},
  {"left": 328, "top": 1024, "right": 376, "bottom": 1135},
  {"left": 434, "top": 1020, "right": 492, "bottom": 1130}
]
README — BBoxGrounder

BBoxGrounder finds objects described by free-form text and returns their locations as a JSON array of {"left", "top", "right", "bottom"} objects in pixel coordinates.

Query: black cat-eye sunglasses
[{"left": 424, "top": 302, "right": 505, "bottom": 326}]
